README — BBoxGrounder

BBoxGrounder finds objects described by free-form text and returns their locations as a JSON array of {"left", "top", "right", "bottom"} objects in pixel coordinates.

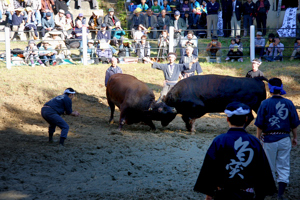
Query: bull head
[{"left": 147, "top": 101, "right": 177, "bottom": 126}]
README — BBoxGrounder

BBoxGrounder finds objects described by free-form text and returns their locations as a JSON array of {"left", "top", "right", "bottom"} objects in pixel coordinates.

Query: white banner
[{"left": 277, "top": 8, "right": 297, "bottom": 37}]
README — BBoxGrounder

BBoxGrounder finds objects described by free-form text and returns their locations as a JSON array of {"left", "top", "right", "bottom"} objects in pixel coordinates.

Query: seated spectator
[
  {"left": 136, "top": 34, "right": 150, "bottom": 62},
  {"left": 246, "top": 59, "right": 264, "bottom": 78},
  {"left": 47, "top": 31, "right": 72, "bottom": 61},
  {"left": 118, "top": 39, "right": 134, "bottom": 61},
  {"left": 170, "top": 10, "right": 187, "bottom": 38},
  {"left": 80, "top": 39, "right": 97, "bottom": 64},
  {"left": 77, "top": 0, "right": 97, "bottom": 10},
  {"left": 146, "top": 0, "right": 153, "bottom": 8},
  {"left": 160, "top": 0, "right": 171, "bottom": 13},
  {"left": 68, "top": 20, "right": 89, "bottom": 49},
  {"left": 41, "top": 12, "right": 55, "bottom": 37},
  {"left": 88, "top": 10, "right": 103, "bottom": 39},
  {"left": 97, "top": 39, "right": 112, "bottom": 64},
  {"left": 225, "top": 39, "right": 240, "bottom": 62},
  {"left": 290, "top": 37, "right": 300, "bottom": 61},
  {"left": 180, "top": 30, "right": 198, "bottom": 57},
  {"left": 133, "top": 24, "right": 148, "bottom": 43},
  {"left": 170, "top": 0, "right": 180, "bottom": 11},
  {"left": 75, "top": 13, "right": 87, "bottom": 26},
  {"left": 130, "top": 8, "right": 146, "bottom": 38},
  {"left": 235, "top": 35, "right": 244, "bottom": 62},
  {"left": 55, "top": 0, "right": 70, "bottom": 18},
  {"left": 24, "top": 7, "right": 38, "bottom": 40},
  {"left": 264, "top": 36, "right": 284, "bottom": 62},
  {"left": 182, "top": 11, "right": 193, "bottom": 33},
  {"left": 151, "top": 0, "right": 161, "bottom": 16},
  {"left": 39, "top": 40, "right": 57, "bottom": 67},
  {"left": 40, "top": 0, "right": 54, "bottom": 19},
  {"left": 111, "top": 21, "right": 125, "bottom": 47},
  {"left": 104, "top": 8, "right": 120, "bottom": 30},
  {"left": 180, "top": 0, "right": 190, "bottom": 13},
  {"left": 190, "top": 0, "right": 201, "bottom": 13},
  {"left": 30, "top": 0, "right": 42, "bottom": 26},
  {"left": 24, "top": 40, "right": 44, "bottom": 67},
  {"left": 145, "top": 8, "right": 158, "bottom": 39},
  {"left": 54, "top": 9, "right": 66, "bottom": 31},
  {"left": 254, "top": 31, "right": 265, "bottom": 60},
  {"left": 10, "top": 8, "right": 25, "bottom": 40},
  {"left": 179, "top": 45, "right": 202, "bottom": 79},
  {"left": 105, "top": 57, "right": 122, "bottom": 87},
  {"left": 158, "top": 9, "right": 170, "bottom": 31},
  {"left": 64, "top": 13, "right": 74, "bottom": 37},
  {"left": 199, "top": 0, "right": 207, "bottom": 14},
  {"left": 97, "top": 23, "right": 117, "bottom": 55},
  {"left": 264, "top": 33, "right": 275, "bottom": 55},
  {"left": 157, "top": 30, "right": 169, "bottom": 61},
  {"left": 205, "top": 36, "right": 221, "bottom": 63},
  {"left": 137, "top": 0, "right": 149, "bottom": 14},
  {"left": 196, "top": 12, "right": 207, "bottom": 38}
]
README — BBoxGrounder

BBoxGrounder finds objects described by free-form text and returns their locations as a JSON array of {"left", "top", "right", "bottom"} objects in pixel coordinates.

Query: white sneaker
[
  {"left": 31, "top": 64, "right": 35, "bottom": 68},
  {"left": 41, "top": 64, "right": 46, "bottom": 67},
  {"left": 231, "top": 59, "right": 234, "bottom": 62},
  {"left": 225, "top": 57, "right": 230, "bottom": 61}
]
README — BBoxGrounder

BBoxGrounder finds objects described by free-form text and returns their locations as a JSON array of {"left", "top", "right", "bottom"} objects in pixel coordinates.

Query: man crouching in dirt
[
  {"left": 194, "top": 102, "right": 276, "bottom": 200},
  {"left": 41, "top": 88, "right": 80, "bottom": 146}
]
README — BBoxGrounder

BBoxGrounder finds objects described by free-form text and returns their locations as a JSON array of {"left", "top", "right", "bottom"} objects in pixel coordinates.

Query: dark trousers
[
  {"left": 227, "top": 50, "right": 243, "bottom": 59},
  {"left": 215, "top": 189, "right": 255, "bottom": 200},
  {"left": 255, "top": 47, "right": 264, "bottom": 58},
  {"left": 222, "top": 15, "right": 231, "bottom": 37},
  {"left": 25, "top": 24, "right": 38, "bottom": 37},
  {"left": 256, "top": 13, "right": 267, "bottom": 35},
  {"left": 41, "top": 107, "right": 69, "bottom": 139},
  {"left": 243, "top": 14, "right": 253, "bottom": 34}
]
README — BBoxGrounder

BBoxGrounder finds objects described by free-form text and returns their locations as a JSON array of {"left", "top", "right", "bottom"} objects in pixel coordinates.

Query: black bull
[{"left": 163, "top": 74, "right": 267, "bottom": 132}]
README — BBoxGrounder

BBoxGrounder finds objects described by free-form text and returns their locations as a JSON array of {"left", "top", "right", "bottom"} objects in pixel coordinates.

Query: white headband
[
  {"left": 224, "top": 107, "right": 250, "bottom": 117},
  {"left": 64, "top": 89, "right": 76, "bottom": 94},
  {"left": 252, "top": 60, "right": 262, "bottom": 65}
]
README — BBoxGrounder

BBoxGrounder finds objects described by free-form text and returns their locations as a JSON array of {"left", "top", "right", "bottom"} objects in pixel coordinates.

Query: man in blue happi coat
[
  {"left": 41, "top": 88, "right": 80, "bottom": 146},
  {"left": 143, "top": 52, "right": 198, "bottom": 101},
  {"left": 194, "top": 102, "right": 276, "bottom": 200}
]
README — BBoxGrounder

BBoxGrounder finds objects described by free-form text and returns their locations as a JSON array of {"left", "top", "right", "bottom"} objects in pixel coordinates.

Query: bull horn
[
  {"left": 172, "top": 107, "right": 177, "bottom": 113},
  {"left": 148, "top": 107, "right": 153, "bottom": 111}
]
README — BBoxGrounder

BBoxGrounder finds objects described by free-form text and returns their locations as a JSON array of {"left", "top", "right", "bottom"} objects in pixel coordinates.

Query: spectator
[
  {"left": 190, "top": 0, "right": 201, "bottom": 13},
  {"left": 68, "top": 20, "right": 89, "bottom": 49},
  {"left": 137, "top": 0, "right": 149, "bottom": 14},
  {"left": 130, "top": 8, "right": 146, "bottom": 38},
  {"left": 111, "top": 21, "right": 125, "bottom": 47},
  {"left": 0, "top": 1, "right": 3, "bottom": 23},
  {"left": 80, "top": 39, "right": 97, "bottom": 64},
  {"left": 170, "top": 10, "right": 186, "bottom": 37},
  {"left": 133, "top": 24, "right": 148, "bottom": 43},
  {"left": 118, "top": 39, "right": 134, "bottom": 61},
  {"left": 242, "top": 0, "right": 256, "bottom": 37},
  {"left": 199, "top": 0, "right": 207, "bottom": 14},
  {"left": 97, "top": 39, "right": 112, "bottom": 64},
  {"left": 31, "top": 0, "right": 42, "bottom": 26},
  {"left": 180, "top": 30, "right": 198, "bottom": 56},
  {"left": 255, "top": 0, "right": 270, "bottom": 36},
  {"left": 182, "top": 11, "right": 193, "bottom": 32},
  {"left": 255, "top": 78, "right": 300, "bottom": 200},
  {"left": 24, "top": 7, "right": 38, "bottom": 40},
  {"left": 10, "top": 8, "right": 25, "bottom": 40},
  {"left": 41, "top": 12, "right": 55, "bottom": 37},
  {"left": 170, "top": 0, "right": 180, "bottom": 11},
  {"left": 105, "top": 57, "right": 123, "bottom": 87},
  {"left": 75, "top": 13, "right": 87, "bottom": 26},
  {"left": 88, "top": 11, "right": 102, "bottom": 39},
  {"left": 264, "top": 33, "right": 275, "bottom": 54},
  {"left": 39, "top": 40, "right": 57, "bottom": 66},
  {"left": 96, "top": 23, "right": 118, "bottom": 55},
  {"left": 54, "top": 9, "right": 66, "bottom": 31},
  {"left": 157, "top": 30, "right": 169, "bottom": 61},
  {"left": 40, "top": 0, "right": 54, "bottom": 19},
  {"left": 194, "top": 102, "right": 277, "bottom": 200},
  {"left": 180, "top": 0, "right": 190, "bottom": 13},
  {"left": 254, "top": 31, "right": 265, "bottom": 60},
  {"left": 179, "top": 46, "right": 202, "bottom": 79},
  {"left": 221, "top": 0, "right": 232, "bottom": 38},
  {"left": 290, "top": 37, "right": 300, "bottom": 61},
  {"left": 145, "top": 8, "right": 158, "bottom": 39},
  {"left": 151, "top": 0, "right": 161, "bottom": 16},
  {"left": 196, "top": 12, "right": 207, "bottom": 38},
  {"left": 157, "top": 9, "right": 170, "bottom": 30},
  {"left": 264, "top": 36, "right": 284, "bottom": 62},
  {"left": 230, "top": 0, "right": 242, "bottom": 37},
  {"left": 77, "top": 0, "right": 97, "bottom": 10},
  {"left": 246, "top": 58, "right": 264, "bottom": 78},
  {"left": 24, "top": 40, "right": 44, "bottom": 67},
  {"left": 64, "top": 14, "right": 74, "bottom": 36},
  {"left": 160, "top": 0, "right": 171, "bottom": 13},
  {"left": 205, "top": 36, "right": 222, "bottom": 63},
  {"left": 136, "top": 34, "right": 151, "bottom": 62},
  {"left": 48, "top": 31, "right": 72, "bottom": 61},
  {"left": 225, "top": 39, "right": 241, "bottom": 62},
  {"left": 235, "top": 35, "right": 243, "bottom": 62},
  {"left": 206, "top": 0, "right": 219, "bottom": 39},
  {"left": 55, "top": 0, "right": 69, "bottom": 16},
  {"left": 104, "top": 8, "right": 120, "bottom": 30}
]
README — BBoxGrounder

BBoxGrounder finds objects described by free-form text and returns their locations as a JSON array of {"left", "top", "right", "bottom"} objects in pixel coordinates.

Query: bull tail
[{"left": 254, "top": 76, "right": 269, "bottom": 82}]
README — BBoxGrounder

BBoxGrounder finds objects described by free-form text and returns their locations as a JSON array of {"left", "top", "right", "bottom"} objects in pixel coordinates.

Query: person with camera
[
  {"left": 264, "top": 36, "right": 284, "bottom": 62},
  {"left": 157, "top": 30, "right": 169, "bottom": 62},
  {"left": 179, "top": 45, "right": 202, "bottom": 79},
  {"left": 180, "top": 30, "right": 198, "bottom": 57},
  {"left": 205, "top": 36, "right": 222, "bottom": 63}
]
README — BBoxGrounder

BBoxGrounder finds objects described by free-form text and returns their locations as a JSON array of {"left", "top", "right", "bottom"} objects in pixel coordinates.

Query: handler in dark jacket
[
  {"left": 242, "top": 0, "right": 256, "bottom": 36},
  {"left": 230, "top": 0, "right": 242, "bottom": 37},
  {"left": 104, "top": 8, "right": 120, "bottom": 30},
  {"left": 41, "top": 88, "right": 80, "bottom": 146},
  {"left": 255, "top": 0, "right": 270, "bottom": 36},
  {"left": 105, "top": 57, "right": 123, "bottom": 87}
]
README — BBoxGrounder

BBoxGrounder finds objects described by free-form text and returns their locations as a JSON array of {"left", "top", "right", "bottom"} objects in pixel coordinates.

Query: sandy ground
[{"left": 0, "top": 92, "right": 300, "bottom": 200}]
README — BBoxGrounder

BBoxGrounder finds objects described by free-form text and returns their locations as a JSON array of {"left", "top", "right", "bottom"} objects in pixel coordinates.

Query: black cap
[{"left": 212, "top": 36, "right": 218, "bottom": 40}]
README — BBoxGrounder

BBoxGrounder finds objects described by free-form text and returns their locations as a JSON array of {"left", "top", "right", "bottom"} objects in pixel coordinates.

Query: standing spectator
[
  {"left": 54, "top": 9, "right": 66, "bottom": 31},
  {"left": 205, "top": 36, "right": 222, "bottom": 63},
  {"left": 151, "top": 0, "right": 161, "bottom": 16},
  {"left": 24, "top": 40, "right": 44, "bottom": 67},
  {"left": 160, "top": 0, "right": 171, "bottom": 13},
  {"left": 105, "top": 57, "right": 123, "bottom": 87},
  {"left": 290, "top": 37, "right": 300, "bottom": 61},
  {"left": 180, "top": 0, "right": 190, "bottom": 13},
  {"left": 225, "top": 39, "right": 239, "bottom": 62},
  {"left": 104, "top": 8, "right": 120, "bottom": 30},
  {"left": 206, "top": 0, "right": 219, "bottom": 39},
  {"left": 221, "top": 0, "right": 232, "bottom": 37},
  {"left": 230, "top": 0, "right": 242, "bottom": 37},
  {"left": 10, "top": 8, "right": 25, "bottom": 39},
  {"left": 255, "top": 0, "right": 270, "bottom": 36},
  {"left": 170, "top": 0, "right": 180, "bottom": 11},
  {"left": 264, "top": 37, "right": 284, "bottom": 62},
  {"left": 179, "top": 46, "right": 202, "bottom": 79},
  {"left": 157, "top": 9, "right": 170, "bottom": 30},
  {"left": 96, "top": 39, "right": 112, "bottom": 64},
  {"left": 130, "top": 8, "right": 146, "bottom": 38},
  {"left": 77, "top": 0, "right": 97, "bottom": 10},
  {"left": 254, "top": 31, "right": 265, "bottom": 60},
  {"left": 157, "top": 30, "right": 169, "bottom": 61},
  {"left": 31, "top": 0, "right": 42, "bottom": 26},
  {"left": 40, "top": 0, "right": 54, "bottom": 19},
  {"left": 97, "top": 23, "right": 118, "bottom": 55},
  {"left": 41, "top": 12, "right": 54, "bottom": 37},
  {"left": 255, "top": 78, "right": 299, "bottom": 200},
  {"left": 75, "top": 13, "right": 87, "bottom": 26},
  {"left": 111, "top": 21, "right": 125, "bottom": 47},
  {"left": 180, "top": 30, "right": 198, "bottom": 56},
  {"left": 145, "top": 8, "right": 158, "bottom": 39},
  {"left": 88, "top": 10, "right": 103, "bottom": 39},
  {"left": 242, "top": 0, "right": 256, "bottom": 37},
  {"left": 246, "top": 58, "right": 264, "bottom": 78},
  {"left": 24, "top": 7, "right": 38, "bottom": 40},
  {"left": 135, "top": 34, "right": 151, "bottom": 62},
  {"left": 137, "top": 0, "right": 149, "bottom": 14},
  {"left": 196, "top": 12, "right": 207, "bottom": 38},
  {"left": 38, "top": 40, "right": 57, "bottom": 66},
  {"left": 194, "top": 102, "right": 277, "bottom": 200}
]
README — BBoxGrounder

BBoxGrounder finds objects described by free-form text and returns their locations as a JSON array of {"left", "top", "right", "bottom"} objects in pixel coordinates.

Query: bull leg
[
  {"left": 182, "top": 115, "right": 196, "bottom": 132},
  {"left": 118, "top": 106, "right": 128, "bottom": 131},
  {"left": 244, "top": 111, "right": 254, "bottom": 128},
  {"left": 107, "top": 99, "right": 115, "bottom": 124},
  {"left": 144, "top": 119, "right": 156, "bottom": 131}
]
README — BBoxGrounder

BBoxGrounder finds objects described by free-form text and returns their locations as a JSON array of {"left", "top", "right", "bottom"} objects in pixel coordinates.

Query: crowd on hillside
[{"left": 2, "top": 0, "right": 300, "bottom": 66}]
